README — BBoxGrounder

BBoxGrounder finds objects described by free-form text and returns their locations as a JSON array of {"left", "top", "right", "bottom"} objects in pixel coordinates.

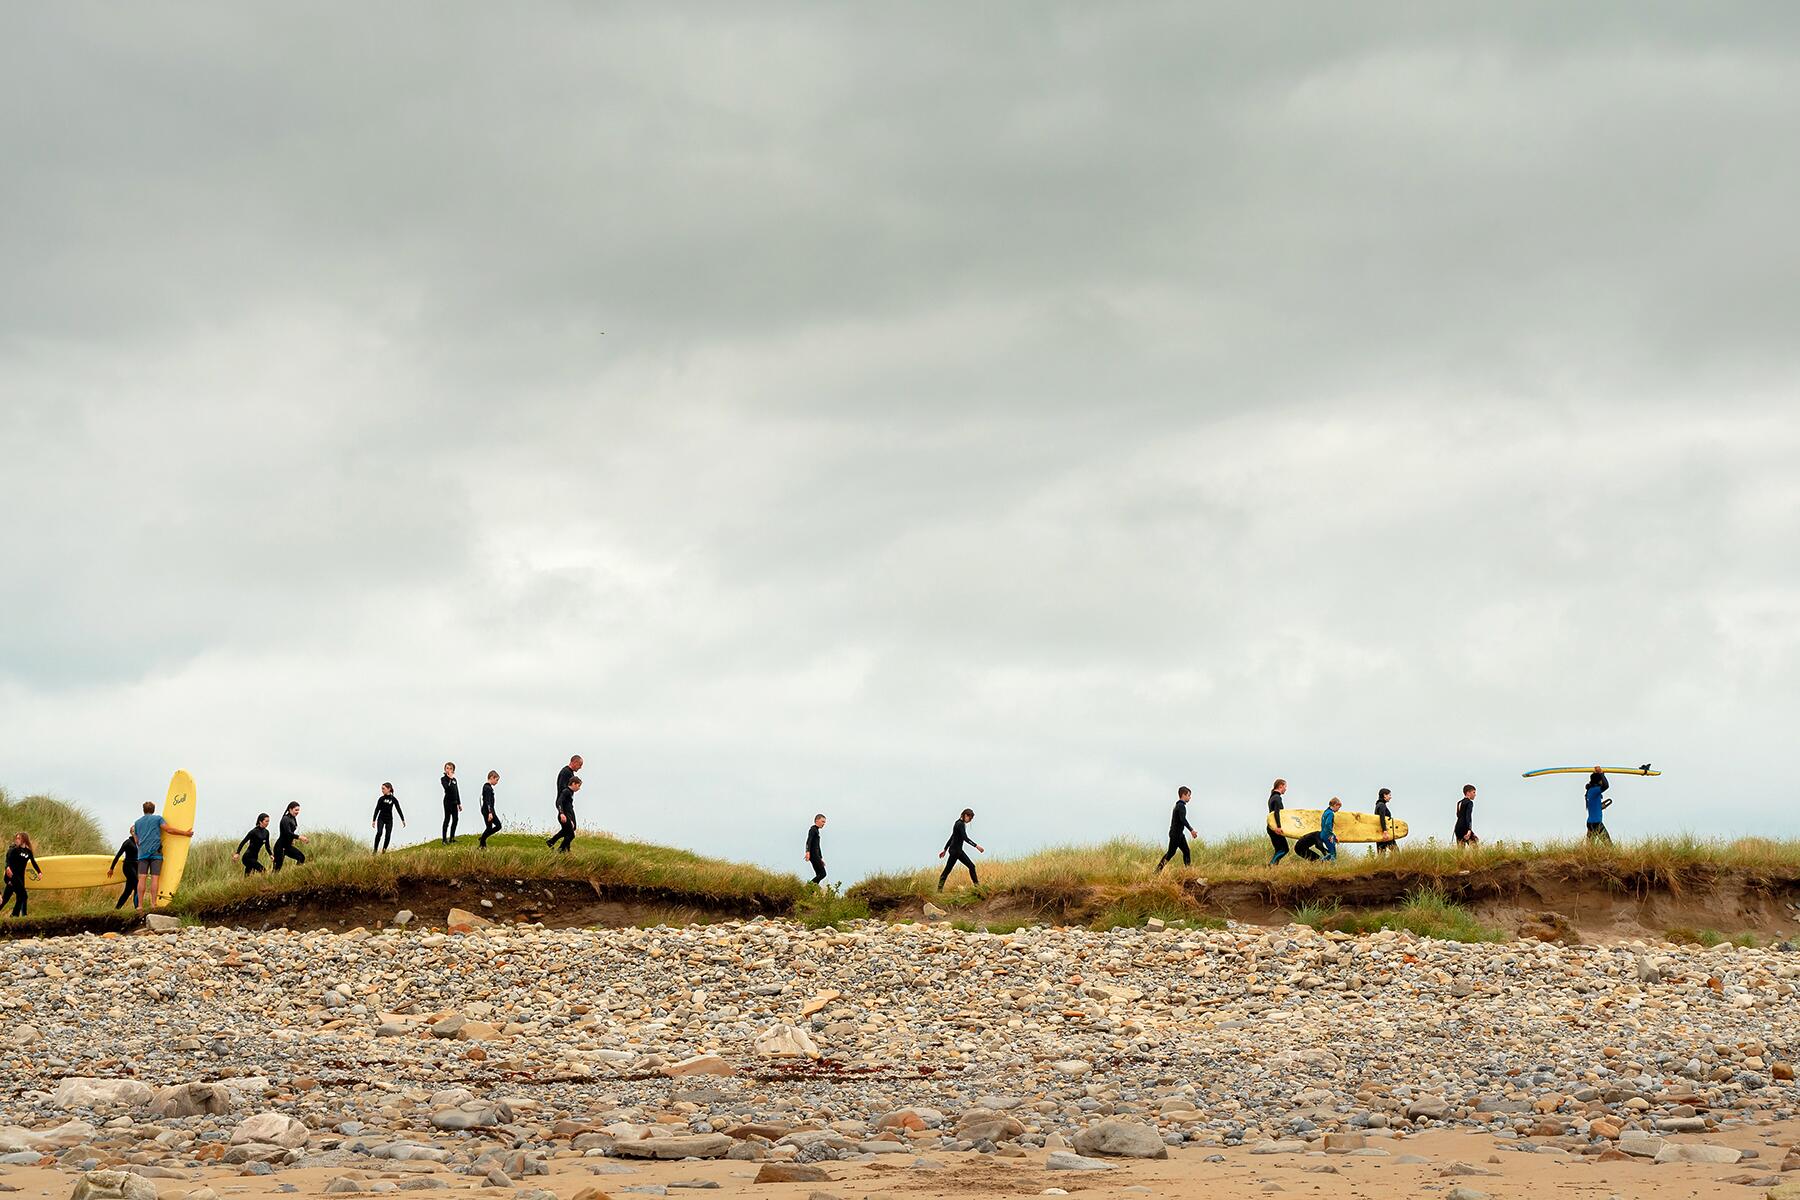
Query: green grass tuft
[{"left": 0, "top": 788, "right": 105, "bottom": 856}]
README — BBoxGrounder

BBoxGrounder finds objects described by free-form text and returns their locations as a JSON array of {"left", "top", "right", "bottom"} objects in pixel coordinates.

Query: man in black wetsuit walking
[
  {"left": 105, "top": 829, "right": 139, "bottom": 910},
  {"left": 804, "top": 814, "right": 827, "bottom": 884},
  {"left": 372, "top": 783, "right": 405, "bottom": 853},
  {"left": 479, "top": 771, "right": 502, "bottom": 848},
  {"left": 937, "top": 808, "right": 983, "bottom": 891},
  {"left": 546, "top": 775, "right": 581, "bottom": 853},
  {"left": 440, "top": 763, "right": 461, "bottom": 844},
  {"left": 1155, "top": 786, "right": 1197, "bottom": 872}
]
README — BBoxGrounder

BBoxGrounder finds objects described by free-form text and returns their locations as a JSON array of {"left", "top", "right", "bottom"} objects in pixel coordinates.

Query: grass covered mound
[
  {"left": 849, "top": 833, "right": 1800, "bottom": 934},
  {"left": 0, "top": 788, "right": 105, "bottom": 856},
  {"left": 168, "top": 830, "right": 809, "bottom": 917}
]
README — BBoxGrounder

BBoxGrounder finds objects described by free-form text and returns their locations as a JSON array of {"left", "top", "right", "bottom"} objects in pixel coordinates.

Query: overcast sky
[{"left": 3, "top": 4, "right": 1797, "bottom": 883}]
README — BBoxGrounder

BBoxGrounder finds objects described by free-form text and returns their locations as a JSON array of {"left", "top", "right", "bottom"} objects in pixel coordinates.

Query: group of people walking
[{"left": 227, "top": 754, "right": 585, "bottom": 875}]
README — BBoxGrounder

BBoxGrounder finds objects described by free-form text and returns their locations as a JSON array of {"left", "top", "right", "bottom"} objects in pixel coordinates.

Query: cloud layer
[{"left": 3, "top": 4, "right": 1798, "bottom": 881}]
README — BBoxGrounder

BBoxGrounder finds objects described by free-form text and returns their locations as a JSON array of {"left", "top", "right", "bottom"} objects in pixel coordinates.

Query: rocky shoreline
[{"left": 4, "top": 916, "right": 1799, "bottom": 1197}]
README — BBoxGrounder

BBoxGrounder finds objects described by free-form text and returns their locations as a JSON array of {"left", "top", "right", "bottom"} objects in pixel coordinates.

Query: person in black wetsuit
[
  {"left": 273, "top": 802, "right": 308, "bottom": 870},
  {"left": 107, "top": 829, "right": 140, "bottom": 910},
  {"left": 440, "top": 763, "right": 461, "bottom": 844},
  {"left": 478, "top": 771, "right": 502, "bottom": 848},
  {"left": 1267, "top": 779, "right": 1290, "bottom": 865},
  {"left": 372, "top": 783, "right": 405, "bottom": 853},
  {"left": 1155, "top": 786, "right": 1197, "bottom": 872},
  {"left": 2, "top": 833, "right": 42, "bottom": 917},
  {"left": 804, "top": 814, "right": 827, "bottom": 884},
  {"left": 546, "top": 775, "right": 581, "bottom": 853},
  {"left": 238, "top": 813, "right": 271, "bottom": 874},
  {"left": 937, "top": 809, "right": 984, "bottom": 891},
  {"left": 1453, "top": 784, "right": 1478, "bottom": 847},
  {"left": 557, "top": 755, "right": 583, "bottom": 801},
  {"left": 1374, "top": 787, "right": 1397, "bottom": 855}
]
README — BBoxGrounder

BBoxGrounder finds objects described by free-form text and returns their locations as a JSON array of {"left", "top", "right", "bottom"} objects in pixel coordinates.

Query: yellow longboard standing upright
[{"left": 29, "top": 771, "right": 198, "bottom": 906}]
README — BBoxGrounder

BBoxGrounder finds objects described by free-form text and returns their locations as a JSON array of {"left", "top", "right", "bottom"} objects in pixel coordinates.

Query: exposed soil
[
  {"left": 7, "top": 862, "right": 1799, "bottom": 944},
  {"left": 0, "top": 874, "right": 795, "bottom": 940},
  {"left": 865, "top": 861, "right": 1800, "bottom": 943}
]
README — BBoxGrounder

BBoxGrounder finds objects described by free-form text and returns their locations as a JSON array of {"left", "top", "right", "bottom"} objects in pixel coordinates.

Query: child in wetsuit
[
  {"left": 2, "top": 833, "right": 42, "bottom": 917},
  {"left": 1267, "top": 779, "right": 1290, "bottom": 865},
  {"left": 1584, "top": 769, "right": 1611, "bottom": 842},
  {"left": 108, "top": 830, "right": 140, "bottom": 909},
  {"left": 1374, "top": 788, "right": 1397, "bottom": 855}
]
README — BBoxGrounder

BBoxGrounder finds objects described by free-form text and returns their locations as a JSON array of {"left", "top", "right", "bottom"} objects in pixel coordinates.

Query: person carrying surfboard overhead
[
  {"left": 1453, "top": 785, "right": 1478, "bottom": 847},
  {"left": 107, "top": 828, "right": 139, "bottom": 910},
  {"left": 373, "top": 783, "right": 405, "bottom": 853},
  {"left": 273, "top": 802, "right": 308, "bottom": 871},
  {"left": 1267, "top": 779, "right": 1290, "bottom": 865},
  {"left": 133, "top": 799, "right": 193, "bottom": 910},
  {"left": 237, "top": 813, "right": 272, "bottom": 874},
  {"left": 1584, "top": 769, "right": 1611, "bottom": 842},
  {"left": 478, "top": 771, "right": 502, "bottom": 848},
  {"left": 1155, "top": 786, "right": 1198, "bottom": 872},
  {"left": 440, "top": 763, "right": 462, "bottom": 844},
  {"left": 1374, "top": 788, "right": 1397, "bottom": 855},
  {"left": 937, "top": 809, "right": 984, "bottom": 891},
  {"left": 2, "top": 833, "right": 42, "bottom": 917}
]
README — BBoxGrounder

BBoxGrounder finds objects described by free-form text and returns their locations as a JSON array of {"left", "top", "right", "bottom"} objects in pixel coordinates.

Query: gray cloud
[{"left": 2, "top": 3, "right": 1797, "bottom": 881}]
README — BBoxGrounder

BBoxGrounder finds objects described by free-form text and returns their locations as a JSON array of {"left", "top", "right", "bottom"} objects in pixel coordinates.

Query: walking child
[
  {"left": 1267, "top": 779, "right": 1290, "bottom": 865},
  {"left": 937, "top": 808, "right": 984, "bottom": 891},
  {"left": 546, "top": 775, "right": 581, "bottom": 853},
  {"left": 1584, "top": 769, "right": 1611, "bottom": 842},
  {"left": 478, "top": 771, "right": 502, "bottom": 848},
  {"left": 1155, "top": 786, "right": 1197, "bottom": 872},
  {"left": 1374, "top": 787, "right": 1398, "bottom": 854},
  {"left": 1454, "top": 785, "right": 1479, "bottom": 847},
  {"left": 2, "top": 833, "right": 41, "bottom": 918},
  {"left": 107, "top": 828, "right": 140, "bottom": 910}
]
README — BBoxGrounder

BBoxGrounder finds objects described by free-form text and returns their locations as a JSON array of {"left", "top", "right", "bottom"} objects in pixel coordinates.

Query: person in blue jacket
[
  {"left": 1584, "top": 768, "right": 1611, "bottom": 842},
  {"left": 1319, "top": 797, "right": 1341, "bottom": 861}
]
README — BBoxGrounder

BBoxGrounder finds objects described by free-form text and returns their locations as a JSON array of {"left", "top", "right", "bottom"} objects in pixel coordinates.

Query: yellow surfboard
[
  {"left": 1267, "top": 808, "right": 1407, "bottom": 844},
  {"left": 31, "top": 771, "right": 198, "bottom": 905}
]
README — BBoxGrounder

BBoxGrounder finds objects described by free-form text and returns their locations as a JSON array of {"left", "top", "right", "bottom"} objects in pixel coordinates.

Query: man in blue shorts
[{"left": 132, "top": 799, "right": 193, "bottom": 911}]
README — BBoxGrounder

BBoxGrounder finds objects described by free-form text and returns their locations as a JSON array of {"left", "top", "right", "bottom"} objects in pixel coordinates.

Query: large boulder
[
  {"left": 1071, "top": 1119, "right": 1168, "bottom": 1160},
  {"left": 1046, "top": 1151, "right": 1114, "bottom": 1171},
  {"left": 447, "top": 908, "right": 492, "bottom": 934},
  {"left": 752, "top": 1163, "right": 831, "bottom": 1183},
  {"left": 430, "top": 1101, "right": 511, "bottom": 1131},
  {"left": 53, "top": 1079, "right": 153, "bottom": 1110},
  {"left": 752, "top": 1024, "right": 820, "bottom": 1059},
  {"left": 1654, "top": 1143, "right": 1742, "bottom": 1164},
  {"left": 657, "top": 1054, "right": 735, "bottom": 1077},
  {"left": 69, "top": 1172, "right": 157, "bottom": 1200},
  {"left": 230, "top": 1112, "right": 310, "bottom": 1148},
  {"left": 152, "top": 1083, "right": 233, "bottom": 1118},
  {"left": 0, "top": 1127, "right": 47, "bottom": 1154},
  {"left": 612, "top": 1134, "right": 735, "bottom": 1160}
]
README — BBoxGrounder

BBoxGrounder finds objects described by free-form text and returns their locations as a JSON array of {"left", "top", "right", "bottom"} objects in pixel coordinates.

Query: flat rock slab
[{"left": 614, "top": 1135, "right": 736, "bottom": 1161}]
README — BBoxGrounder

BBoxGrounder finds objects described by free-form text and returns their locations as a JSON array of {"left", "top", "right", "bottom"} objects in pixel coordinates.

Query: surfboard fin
[{"left": 1639, "top": 763, "right": 1652, "bottom": 772}]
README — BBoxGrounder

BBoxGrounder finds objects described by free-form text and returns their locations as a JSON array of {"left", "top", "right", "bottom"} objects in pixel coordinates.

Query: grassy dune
[
  {"left": 171, "top": 830, "right": 808, "bottom": 914},
  {"left": 849, "top": 833, "right": 1800, "bottom": 938},
  {"left": 0, "top": 787, "right": 106, "bottom": 856}
]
